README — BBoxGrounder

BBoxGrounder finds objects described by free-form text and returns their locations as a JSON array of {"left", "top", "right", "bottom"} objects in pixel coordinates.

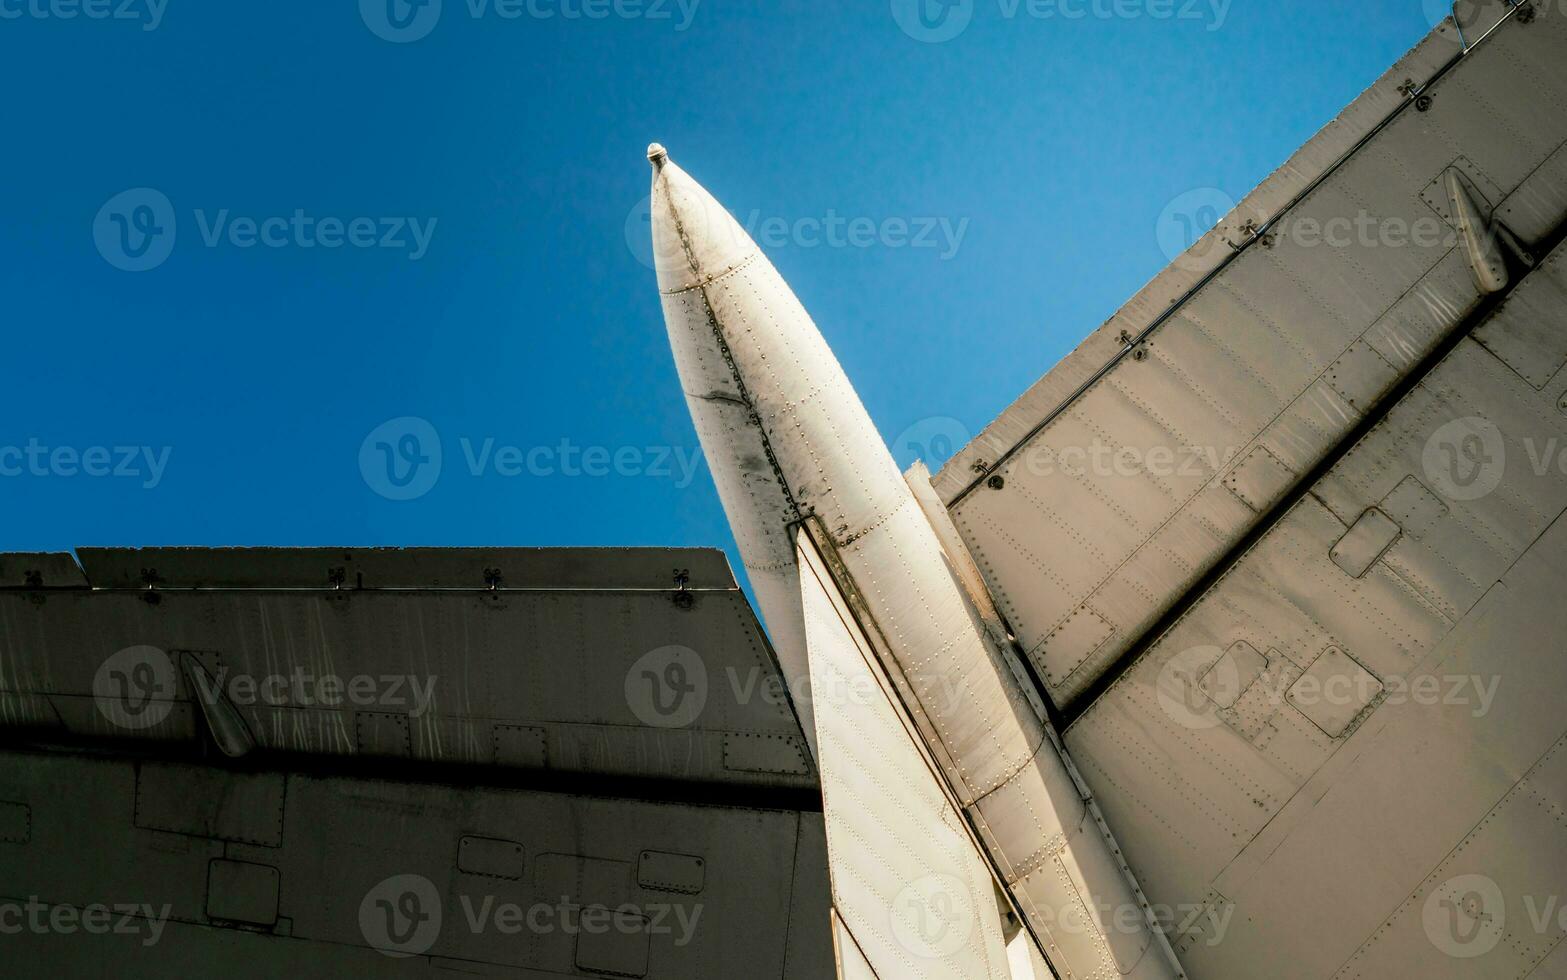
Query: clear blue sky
[{"left": 1, "top": 2, "right": 1439, "bottom": 581}]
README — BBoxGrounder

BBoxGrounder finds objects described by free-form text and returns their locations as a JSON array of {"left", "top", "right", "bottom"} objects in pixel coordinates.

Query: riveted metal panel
[
  {"left": 205, "top": 859, "right": 280, "bottom": 927},
  {"left": 939, "top": 11, "right": 1567, "bottom": 711},
  {"left": 133, "top": 763, "right": 285, "bottom": 847},
  {"left": 1330, "top": 509, "right": 1403, "bottom": 578},
  {"left": 0, "top": 568, "right": 814, "bottom": 790},
  {"left": 794, "top": 531, "right": 1013, "bottom": 980},
  {"left": 73, "top": 546, "right": 737, "bottom": 592},
  {"left": 0, "top": 553, "right": 86, "bottom": 590},
  {"left": 1474, "top": 244, "right": 1567, "bottom": 388},
  {"left": 456, "top": 836, "right": 525, "bottom": 881},
  {"left": 0, "top": 801, "right": 30, "bottom": 844},
  {"left": 636, "top": 850, "right": 705, "bottom": 895},
  {"left": 0, "top": 750, "right": 831, "bottom": 977},
  {"left": 1064, "top": 238, "right": 1567, "bottom": 978}
]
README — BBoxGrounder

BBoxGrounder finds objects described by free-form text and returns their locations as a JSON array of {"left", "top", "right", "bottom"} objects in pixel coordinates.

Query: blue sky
[{"left": 1, "top": 1, "right": 1441, "bottom": 582}]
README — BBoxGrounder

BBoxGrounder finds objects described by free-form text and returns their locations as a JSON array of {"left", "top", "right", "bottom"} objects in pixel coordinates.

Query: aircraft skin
[
  {"left": 2, "top": 8, "right": 1563, "bottom": 978},
  {"left": 648, "top": 143, "right": 1182, "bottom": 979}
]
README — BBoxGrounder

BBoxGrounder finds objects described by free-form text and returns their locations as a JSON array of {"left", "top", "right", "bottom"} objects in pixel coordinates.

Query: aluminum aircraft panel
[
  {"left": 0, "top": 547, "right": 814, "bottom": 791},
  {"left": 796, "top": 528, "right": 1012, "bottom": 980},
  {"left": 1065, "top": 246, "right": 1567, "bottom": 977},
  {"left": 934, "top": 4, "right": 1567, "bottom": 711},
  {"left": 919, "top": 6, "right": 1567, "bottom": 976},
  {"left": 0, "top": 547, "right": 832, "bottom": 976}
]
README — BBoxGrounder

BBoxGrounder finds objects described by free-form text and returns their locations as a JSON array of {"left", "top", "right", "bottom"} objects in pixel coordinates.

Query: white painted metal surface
[
  {"left": 797, "top": 529, "right": 1011, "bottom": 979},
  {"left": 1067, "top": 302, "right": 1567, "bottom": 975},
  {"left": 651, "top": 147, "right": 1179, "bottom": 979},
  {"left": 934, "top": 7, "right": 1567, "bottom": 712}
]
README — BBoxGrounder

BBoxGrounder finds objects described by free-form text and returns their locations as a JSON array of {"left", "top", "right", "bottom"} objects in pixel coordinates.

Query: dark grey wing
[{"left": 0, "top": 547, "right": 832, "bottom": 977}]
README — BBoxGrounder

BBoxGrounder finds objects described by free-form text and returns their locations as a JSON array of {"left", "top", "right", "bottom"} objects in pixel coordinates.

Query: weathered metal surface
[
  {"left": 935, "top": 8, "right": 1567, "bottom": 713},
  {"left": 796, "top": 528, "right": 1011, "bottom": 979},
  {"left": 0, "top": 749, "right": 833, "bottom": 977},
  {"left": 1065, "top": 239, "right": 1567, "bottom": 977},
  {"left": 0, "top": 547, "right": 813, "bottom": 792},
  {"left": 652, "top": 148, "right": 1180, "bottom": 979},
  {"left": 73, "top": 545, "right": 737, "bottom": 592}
]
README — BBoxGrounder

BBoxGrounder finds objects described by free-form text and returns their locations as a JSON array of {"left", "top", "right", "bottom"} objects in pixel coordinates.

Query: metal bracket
[
  {"left": 1118, "top": 329, "right": 1151, "bottom": 362},
  {"left": 671, "top": 568, "right": 694, "bottom": 610},
  {"left": 1449, "top": 0, "right": 1529, "bottom": 53},
  {"left": 1237, "top": 219, "right": 1277, "bottom": 249},
  {"left": 140, "top": 567, "right": 162, "bottom": 605}
]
